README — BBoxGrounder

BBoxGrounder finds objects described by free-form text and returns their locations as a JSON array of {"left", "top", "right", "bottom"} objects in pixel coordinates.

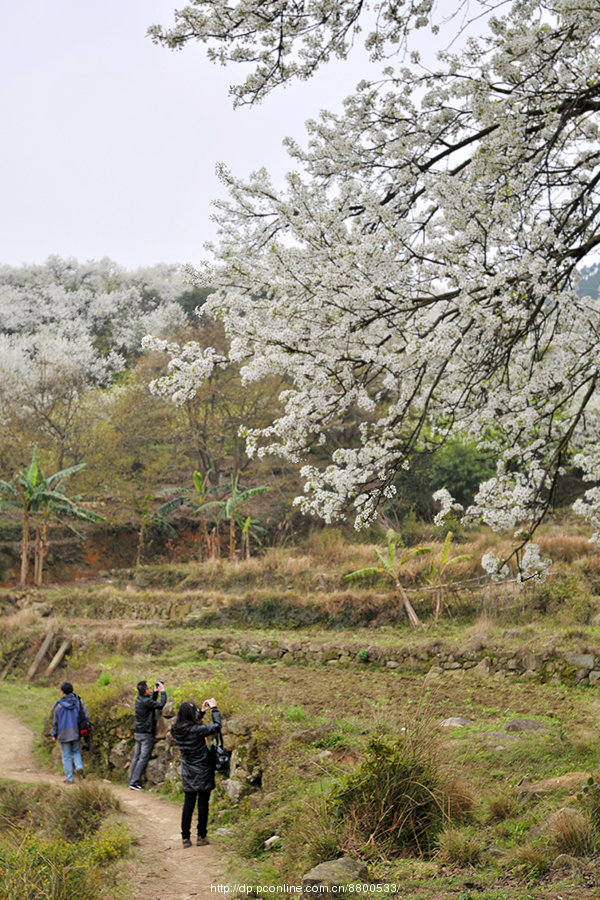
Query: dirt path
[{"left": 0, "top": 708, "right": 227, "bottom": 900}]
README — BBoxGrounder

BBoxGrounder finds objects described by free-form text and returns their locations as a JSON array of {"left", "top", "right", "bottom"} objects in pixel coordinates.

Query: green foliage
[
  {"left": 0, "top": 832, "right": 103, "bottom": 900},
  {"left": 86, "top": 821, "right": 132, "bottom": 863},
  {"left": 329, "top": 731, "right": 471, "bottom": 857},
  {"left": 428, "top": 532, "right": 472, "bottom": 619},
  {"left": 578, "top": 775, "right": 600, "bottom": 839},
  {"left": 0, "top": 781, "right": 129, "bottom": 900},
  {"left": 436, "top": 826, "right": 482, "bottom": 866},
  {"left": 387, "top": 440, "right": 496, "bottom": 521},
  {"left": 53, "top": 781, "right": 121, "bottom": 842},
  {"left": 0, "top": 446, "right": 103, "bottom": 586},
  {"left": 345, "top": 529, "right": 430, "bottom": 627},
  {"left": 283, "top": 705, "right": 308, "bottom": 723}
]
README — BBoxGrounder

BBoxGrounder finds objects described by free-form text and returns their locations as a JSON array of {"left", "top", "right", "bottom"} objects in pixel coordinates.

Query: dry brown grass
[
  {"left": 537, "top": 533, "right": 596, "bottom": 564},
  {"left": 546, "top": 809, "right": 595, "bottom": 857},
  {"left": 0, "top": 607, "right": 44, "bottom": 632}
]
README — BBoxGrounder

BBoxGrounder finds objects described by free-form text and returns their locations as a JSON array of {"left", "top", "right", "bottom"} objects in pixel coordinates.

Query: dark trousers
[
  {"left": 129, "top": 733, "right": 154, "bottom": 786},
  {"left": 182, "top": 789, "right": 211, "bottom": 840}
]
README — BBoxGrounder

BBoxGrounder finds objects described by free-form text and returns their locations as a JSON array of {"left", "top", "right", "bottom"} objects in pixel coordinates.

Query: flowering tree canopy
[
  {"left": 150, "top": 0, "right": 600, "bottom": 574},
  {"left": 0, "top": 257, "right": 187, "bottom": 467}
]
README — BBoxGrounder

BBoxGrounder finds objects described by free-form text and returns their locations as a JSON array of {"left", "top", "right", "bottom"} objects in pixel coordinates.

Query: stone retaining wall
[{"left": 195, "top": 635, "right": 600, "bottom": 686}]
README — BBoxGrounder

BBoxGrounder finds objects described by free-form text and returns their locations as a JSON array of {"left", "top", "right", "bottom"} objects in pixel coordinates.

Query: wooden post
[
  {"left": 46, "top": 638, "right": 71, "bottom": 675},
  {"left": 26, "top": 629, "right": 55, "bottom": 681},
  {"left": 0, "top": 653, "right": 16, "bottom": 682}
]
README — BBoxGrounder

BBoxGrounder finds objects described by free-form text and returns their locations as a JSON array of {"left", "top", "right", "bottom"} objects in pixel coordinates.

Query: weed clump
[
  {"left": 0, "top": 780, "right": 129, "bottom": 900},
  {"left": 328, "top": 729, "right": 471, "bottom": 857},
  {"left": 436, "top": 826, "right": 482, "bottom": 866}
]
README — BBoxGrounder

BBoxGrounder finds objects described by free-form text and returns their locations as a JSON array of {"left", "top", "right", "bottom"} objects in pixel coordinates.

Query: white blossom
[
  {"left": 432, "top": 488, "right": 464, "bottom": 527},
  {"left": 481, "top": 552, "right": 510, "bottom": 582},
  {"left": 147, "top": 1, "right": 600, "bottom": 559},
  {"left": 517, "top": 542, "right": 552, "bottom": 584}
]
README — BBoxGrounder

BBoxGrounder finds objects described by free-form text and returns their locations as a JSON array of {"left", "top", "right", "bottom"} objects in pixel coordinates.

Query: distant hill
[{"left": 578, "top": 263, "right": 600, "bottom": 298}]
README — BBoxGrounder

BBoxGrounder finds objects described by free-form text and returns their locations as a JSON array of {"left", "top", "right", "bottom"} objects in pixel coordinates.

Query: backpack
[
  {"left": 77, "top": 696, "right": 92, "bottom": 751},
  {"left": 212, "top": 729, "right": 231, "bottom": 774}
]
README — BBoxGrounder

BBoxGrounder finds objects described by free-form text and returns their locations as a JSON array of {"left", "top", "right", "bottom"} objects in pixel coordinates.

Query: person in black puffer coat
[{"left": 171, "top": 697, "right": 221, "bottom": 848}]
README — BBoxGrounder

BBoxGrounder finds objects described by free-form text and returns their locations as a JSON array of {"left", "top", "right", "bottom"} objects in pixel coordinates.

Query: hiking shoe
[
  {"left": 129, "top": 783, "right": 143, "bottom": 791},
  {"left": 197, "top": 837, "right": 210, "bottom": 845},
  {"left": 63, "top": 779, "right": 74, "bottom": 785},
  {"left": 182, "top": 839, "right": 192, "bottom": 849},
  {"left": 75, "top": 769, "right": 85, "bottom": 780}
]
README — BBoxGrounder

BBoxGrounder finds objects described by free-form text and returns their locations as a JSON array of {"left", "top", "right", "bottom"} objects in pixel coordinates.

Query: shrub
[
  {"left": 328, "top": 730, "right": 471, "bottom": 857},
  {"left": 437, "top": 826, "right": 482, "bottom": 866},
  {"left": 0, "top": 832, "right": 103, "bottom": 900},
  {"left": 54, "top": 782, "right": 121, "bottom": 842},
  {"left": 579, "top": 777, "right": 600, "bottom": 839},
  {"left": 0, "top": 783, "right": 45, "bottom": 827},
  {"left": 485, "top": 788, "right": 519, "bottom": 823},
  {"left": 285, "top": 797, "right": 343, "bottom": 868},
  {"left": 86, "top": 821, "right": 132, "bottom": 863},
  {"left": 507, "top": 843, "right": 550, "bottom": 878},
  {"left": 546, "top": 809, "right": 595, "bottom": 857}
]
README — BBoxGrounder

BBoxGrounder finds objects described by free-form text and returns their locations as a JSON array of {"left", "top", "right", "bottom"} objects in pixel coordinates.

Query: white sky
[{"left": 0, "top": 1, "right": 369, "bottom": 270}]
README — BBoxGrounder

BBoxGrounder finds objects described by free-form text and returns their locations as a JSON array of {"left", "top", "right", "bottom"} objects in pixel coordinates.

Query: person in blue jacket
[{"left": 51, "top": 682, "right": 89, "bottom": 784}]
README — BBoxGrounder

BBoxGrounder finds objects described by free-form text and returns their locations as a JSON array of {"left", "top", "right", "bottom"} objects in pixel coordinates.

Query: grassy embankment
[{"left": 2, "top": 522, "right": 600, "bottom": 899}]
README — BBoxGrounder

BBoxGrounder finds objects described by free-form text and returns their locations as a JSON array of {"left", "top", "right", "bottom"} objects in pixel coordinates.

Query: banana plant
[
  {"left": 428, "top": 531, "right": 472, "bottom": 620},
  {"left": 0, "top": 447, "right": 103, "bottom": 587},
  {"left": 222, "top": 473, "right": 270, "bottom": 560},
  {"left": 241, "top": 514, "right": 265, "bottom": 560},
  {"left": 190, "top": 469, "right": 217, "bottom": 560},
  {"left": 132, "top": 488, "right": 189, "bottom": 568},
  {"left": 345, "top": 529, "right": 431, "bottom": 627}
]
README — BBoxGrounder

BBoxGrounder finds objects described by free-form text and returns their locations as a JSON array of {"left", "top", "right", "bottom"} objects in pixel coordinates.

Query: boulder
[
  {"left": 162, "top": 699, "right": 175, "bottom": 718},
  {"left": 472, "top": 658, "right": 491, "bottom": 677},
  {"left": 564, "top": 652, "right": 595, "bottom": 670},
  {"left": 530, "top": 807, "right": 580, "bottom": 839},
  {"left": 302, "top": 857, "right": 369, "bottom": 894},
  {"left": 146, "top": 757, "right": 167, "bottom": 784},
  {"left": 109, "top": 739, "right": 130, "bottom": 770},
  {"left": 440, "top": 717, "right": 474, "bottom": 728},
  {"left": 505, "top": 718, "right": 548, "bottom": 733},
  {"left": 552, "top": 854, "right": 584, "bottom": 872},
  {"left": 223, "top": 778, "right": 246, "bottom": 803},
  {"left": 518, "top": 772, "right": 589, "bottom": 800}
]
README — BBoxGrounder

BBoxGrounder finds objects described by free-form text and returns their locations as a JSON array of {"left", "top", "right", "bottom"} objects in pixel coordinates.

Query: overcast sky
[{"left": 1, "top": 1, "right": 370, "bottom": 270}]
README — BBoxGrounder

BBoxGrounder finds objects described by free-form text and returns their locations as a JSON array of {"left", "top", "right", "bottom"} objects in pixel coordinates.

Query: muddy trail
[{"left": 0, "top": 708, "right": 227, "bottom": 900}]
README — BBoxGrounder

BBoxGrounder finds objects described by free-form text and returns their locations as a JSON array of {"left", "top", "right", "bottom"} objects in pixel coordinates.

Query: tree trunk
[
  {"left": 229, "top": 516, "right": 236, "bottom": 560},
  {"left": 33, "top": 521, "right": 48, "bottom": 588},
  {"left": 34, "top": 526, "right": 42, "bottom": 588},
  {"left": 435, "top": 584, "right": 445, "bottom": 620},
  {"left": 395, "top": 580, "right": 423, "bottom": 628},
  {"left": 211, "top": 525, "right": 220, "bottom": 559},
  {"left": 20, "top": 514, "right": 30, "bottom": 588},
  {"left": 198, "top": 516, "right": 210, "bottom": 561},
  {"left": 136, "top": 519, "right": 147, "bottom": 568}
]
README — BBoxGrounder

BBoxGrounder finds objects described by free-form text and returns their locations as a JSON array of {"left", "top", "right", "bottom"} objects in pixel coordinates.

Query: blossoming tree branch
[{"left": 146, "top": 0, "right": 600, "bottom": 582}]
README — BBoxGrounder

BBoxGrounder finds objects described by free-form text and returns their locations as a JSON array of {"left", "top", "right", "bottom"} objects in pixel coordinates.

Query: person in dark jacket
[
  {"left": 51, "top": 681, "right": 90, "bottom": 784},
  {"left": 171, "top": 697, "right": 221, "bottom": 848},
  {"left": 128, "top": 679, "right": 167, "bottom": 790}
]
